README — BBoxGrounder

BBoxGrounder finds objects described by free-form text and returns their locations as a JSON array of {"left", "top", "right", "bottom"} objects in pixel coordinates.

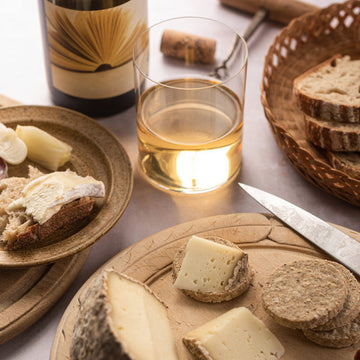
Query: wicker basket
[{"left": 261, "top": 0, "right": 360, "bottom": 206}]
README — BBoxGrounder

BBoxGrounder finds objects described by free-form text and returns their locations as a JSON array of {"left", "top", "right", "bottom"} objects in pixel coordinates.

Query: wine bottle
[{"left": 38, "top": 0, "right": 148, "bottom": 117}]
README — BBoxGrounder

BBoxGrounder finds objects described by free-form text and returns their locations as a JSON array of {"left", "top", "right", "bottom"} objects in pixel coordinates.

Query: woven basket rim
[{"left": 261, "top": 0, "right": 360, "bottom": 206}]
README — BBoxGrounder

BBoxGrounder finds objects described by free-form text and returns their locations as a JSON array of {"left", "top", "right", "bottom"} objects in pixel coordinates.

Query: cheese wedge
[
  {"left": 70, "top": 271, "right": 179, "bottom": 360},
  {"left": 183, "top": 307, "right": 285, "bottom": 360},
  {"left": 16, "top": 125, "right": 72, "bottom": 171},
  {"left": 173, "top": 235, "right": 244, "bottom": 293}
]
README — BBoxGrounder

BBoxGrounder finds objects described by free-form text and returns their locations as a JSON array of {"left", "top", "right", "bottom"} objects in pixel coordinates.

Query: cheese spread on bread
[{"left": 7, "top": 170, "right": 105, "bottom": 224}]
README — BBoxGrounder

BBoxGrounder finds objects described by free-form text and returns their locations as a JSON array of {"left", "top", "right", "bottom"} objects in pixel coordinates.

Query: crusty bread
[
  {"left": 304, "top": 114, "right": 360, "bottom": 151},
  {"left": 325, "top": 151, "right": 360, "bottom": 180},
  {"left": 294, "top": 55, "right": 360, "bottom": 123},
  {"left": 8, "top": 197, "right": 94, "bottom": 250},
  {"left": 0, "top": 166, "right": 95, "bottom": 250},
  {"left": 0, "top": 166, "right": 43, "bottom": 247}
]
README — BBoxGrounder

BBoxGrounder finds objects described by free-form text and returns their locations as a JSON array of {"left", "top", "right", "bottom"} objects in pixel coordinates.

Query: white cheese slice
[
  {"left": 173, "top": 236, "right": 244, "bottom": 292},
  {"left": 184, "top": 307, "right": 285, "bottom": 360},
  {"left": 107, "top": 272, "right": 179, "bottom": 360},
  {"left": 7, "top": 170, "right": 105, "bottom": 224},
  {"left": 0, "top": 123, "right": 27, "bottom": 165}
]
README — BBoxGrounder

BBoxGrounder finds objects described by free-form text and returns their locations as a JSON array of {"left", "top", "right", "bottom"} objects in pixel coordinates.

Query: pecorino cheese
[
  {"left": 183, "top": 307, "right": 285, "bottom": 360},
  {"left": 173, "top": 235, "right": 244, "bottom": 293},
  {"left": 70, "top": 271, "right": 179, "bottom": 360}
]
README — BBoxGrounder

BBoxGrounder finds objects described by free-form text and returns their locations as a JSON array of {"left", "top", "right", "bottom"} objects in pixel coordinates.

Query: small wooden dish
[
  {"left": 261, "top": 0, "right": 360, "bottom": 206},
  {"left": 50, "top": 213, "right": 360, "bottom": 360},
  {"left": 0, "top": 105, "right": 133, "bottom": 267}
]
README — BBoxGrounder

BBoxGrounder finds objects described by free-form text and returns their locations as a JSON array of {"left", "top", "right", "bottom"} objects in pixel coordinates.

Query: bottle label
[{"left": 43, "top": 0, "right": 147, "bottom": 99}]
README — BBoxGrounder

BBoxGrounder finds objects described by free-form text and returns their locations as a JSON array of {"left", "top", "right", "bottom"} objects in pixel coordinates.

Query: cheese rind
[
  {"left": 70, "top": 271, "right": 179, "bottom": 360},
  {"left": 183, "top": 307, "right": 285, "bottom": 360},
  {"left": 107, "top": 272, "right": 179, "bottom": 360},
  {"left": 173, "top": 236, "right": 244, "bottom": 293}
]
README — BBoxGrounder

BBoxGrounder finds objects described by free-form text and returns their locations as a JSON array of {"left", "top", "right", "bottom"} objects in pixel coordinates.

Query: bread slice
[
  {"left": 0, "top": 166, "right": 44, "bottom": 247},
  {"left": 326, "top": 151, "right": 360, "bottom": 180},
  {"left": 0, "top": 166, "right": 99, "bottom": 250},
  {"left": 304, "top": 115, "right": 360, "bottom": 151},
  {"left": 294, "top": 55, "right": 360, "bottom": 123},
  {"left": 8, "top": 197, "right": 94, "bottom": 250}
]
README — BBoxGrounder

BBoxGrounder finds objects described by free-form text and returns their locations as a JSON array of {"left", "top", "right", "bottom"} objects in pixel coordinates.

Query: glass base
[{"left": 138, "top": 158, "right": 241, "bottom": 194}]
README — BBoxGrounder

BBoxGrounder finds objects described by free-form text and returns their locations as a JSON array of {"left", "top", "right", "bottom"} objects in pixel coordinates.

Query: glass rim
[{"left": 132, "top": 16, "right": 248, "bottom": 90}]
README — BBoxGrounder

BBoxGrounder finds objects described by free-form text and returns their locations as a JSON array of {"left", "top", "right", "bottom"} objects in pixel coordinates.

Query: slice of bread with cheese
[
  {"left": 294, "top": 55, "right": 360, "bottom": 123},
  {"left": 70, "top": 270, "right": 179, "bottom": 360},
  {"left": 183, "top": 307, "right": 284, "bottom": 360},
  {"left": 0, "top": 166, "right": 105, "bottom": 250},
  {"left": 172, "top": 236, "right": 252, "bottom": 303}
]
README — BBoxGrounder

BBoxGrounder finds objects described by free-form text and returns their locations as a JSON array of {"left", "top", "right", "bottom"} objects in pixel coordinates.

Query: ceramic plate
[{"left": 0, "top": 105, "right": 133, "bottom": 267}]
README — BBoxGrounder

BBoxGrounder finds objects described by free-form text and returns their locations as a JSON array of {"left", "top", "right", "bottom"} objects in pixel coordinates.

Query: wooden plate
[
  {"left": 0, "top": 105, "right": 132, "bottom": 267},
  {"left": 50, "top": 213, "right": 360, "bottom": 360},
  {"left": 0, "top": 247, "right": 89, "bottom": 345},
  {"left": 261, "top": 0, "right": 360, "bottom": 206}
]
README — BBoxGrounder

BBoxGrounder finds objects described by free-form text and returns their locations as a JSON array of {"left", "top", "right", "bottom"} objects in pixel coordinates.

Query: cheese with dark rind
[
  {"left": 70, "top": 270, "right": 179, "bottom": 360},
  {"left": 183, "top": 307, "right": 284, "bottom": 360},
  {"left": 172, "top": 236, "right": 252, "bottom": 303}
]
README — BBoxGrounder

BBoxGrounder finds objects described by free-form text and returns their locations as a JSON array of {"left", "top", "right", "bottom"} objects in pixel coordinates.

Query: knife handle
[{"left": 219, "top": 0, "right": 319, "bottom": 24}]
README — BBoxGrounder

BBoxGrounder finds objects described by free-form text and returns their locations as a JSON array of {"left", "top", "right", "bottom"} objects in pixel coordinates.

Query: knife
[{"left": 238, "top": 183, "right": 360, "bottom": 276}]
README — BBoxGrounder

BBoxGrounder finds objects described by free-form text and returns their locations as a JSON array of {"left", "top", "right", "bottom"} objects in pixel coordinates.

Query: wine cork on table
[{"left": 160, "top": 29, "right": 216, "bottom": 64}]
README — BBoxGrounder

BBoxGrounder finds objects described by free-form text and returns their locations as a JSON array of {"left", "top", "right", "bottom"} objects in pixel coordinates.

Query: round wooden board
[
  {"left": 0, "top": 105, "right": 133, "bottom": 267},
  {"left": 51, "top": 213, "right": 360, "bottom": 360},
  {"left": 0, "top": 247, "right": 90, "bottom": 345}
]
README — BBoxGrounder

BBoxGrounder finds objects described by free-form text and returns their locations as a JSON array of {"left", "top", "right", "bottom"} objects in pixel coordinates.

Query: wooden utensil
[
  {"left": 50, "top": 213, "right": 360, "bottom": 360},
  {"left": 220, "top": 0, "right": 319, "bottom": 24},
  {"left": 211, "top": 0, "right": 319, "bottom": 78}
]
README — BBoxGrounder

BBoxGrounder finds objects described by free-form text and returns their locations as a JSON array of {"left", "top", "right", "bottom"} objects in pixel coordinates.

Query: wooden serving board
[
  {"left": 51, "top": 213, "right": 360, "bottom": 360},
  {"left": 0, "top": 248, "right": 89, "bottom": 345}
]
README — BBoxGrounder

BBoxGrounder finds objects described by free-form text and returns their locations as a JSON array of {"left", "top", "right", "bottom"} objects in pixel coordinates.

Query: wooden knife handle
[
  {"left": 220, "top": 0, "right": 319, "bottom": 24},
  {"left": 0, "top": 95, "right": 21, "bottom": 108}
]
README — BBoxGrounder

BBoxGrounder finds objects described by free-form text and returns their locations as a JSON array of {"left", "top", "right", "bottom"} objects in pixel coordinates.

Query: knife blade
[{"left": 238, "top": 183, "right": 360, "bottom": 276}]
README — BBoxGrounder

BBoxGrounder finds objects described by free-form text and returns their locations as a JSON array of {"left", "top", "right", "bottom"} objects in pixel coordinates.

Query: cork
[{"left": 160, "top": 29, "right": 216, "bottom": 64}]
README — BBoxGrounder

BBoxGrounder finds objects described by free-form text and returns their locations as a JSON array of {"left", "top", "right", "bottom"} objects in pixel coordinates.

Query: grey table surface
[{"left": 0, "top": 0, "right": 357, "bottom": 359}]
